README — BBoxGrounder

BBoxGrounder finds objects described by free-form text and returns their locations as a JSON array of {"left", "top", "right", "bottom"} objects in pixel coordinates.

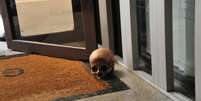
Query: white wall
[{"left": 173, "top": 0, "right": 194, "bottom": 77}]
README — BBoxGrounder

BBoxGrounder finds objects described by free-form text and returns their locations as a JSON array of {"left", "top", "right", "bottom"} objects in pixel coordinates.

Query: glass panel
[
  {"left": 136, "top": 0, "right": 151, "bottom": 74},
  {"left": 13, "top": 0, "right": 85, "bottom": 48},
  {"left": 112, "top": 0, "right": 122, "bottom": 57},
  {"left": 16, "top": 0, "right": 74, "bottom": 36},
  {"left": 172, "top": 0, "right": 195, "bottom": 100}
]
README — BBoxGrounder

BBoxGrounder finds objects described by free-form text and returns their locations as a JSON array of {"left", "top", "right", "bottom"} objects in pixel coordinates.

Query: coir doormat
[{"left": 0, "top": 55, "right": 128, "bottom": 101}]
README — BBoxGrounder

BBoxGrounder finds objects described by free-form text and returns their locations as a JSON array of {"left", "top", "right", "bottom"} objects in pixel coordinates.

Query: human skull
[{"left": 89, "top": 48, "right": 115, "bottom": 79}]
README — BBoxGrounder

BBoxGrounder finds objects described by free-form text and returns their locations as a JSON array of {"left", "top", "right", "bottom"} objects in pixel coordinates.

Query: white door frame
[
  {"left": 119, "top": 0, "right": 137, "bottom": 69},
  {"left": 98, "top": 0, "right": 114, "bottom": 51},
  {"left": 149, "top": 0, "right": 174, "bottom": 91},
  {"left": 195, "top": 0, "right": 201, "bottom": 100},
  {"left": 119, "top": 0, "right": 174, "bottom": 91}
]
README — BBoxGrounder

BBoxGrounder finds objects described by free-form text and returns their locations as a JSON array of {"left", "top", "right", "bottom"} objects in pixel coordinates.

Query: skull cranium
[{"left": 89, "top": 48, "right": 115, "bottom": 79}]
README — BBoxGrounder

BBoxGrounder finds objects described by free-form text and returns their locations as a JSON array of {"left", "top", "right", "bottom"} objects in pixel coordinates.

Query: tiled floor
[
  {"left": 0, "top": 41, "right": 7, "bottom": 50},
  {"left": 0, "top": 41, "right": 23, "bottom": 57},
  {"left": 0, "top": 41, "right": 8, "bottom": 56}
]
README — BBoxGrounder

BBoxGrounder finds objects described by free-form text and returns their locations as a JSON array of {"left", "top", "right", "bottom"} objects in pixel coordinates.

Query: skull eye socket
[
  {"left": 100, "top": 65, "right": 107, "bottom": 72},
  {"left": 92, "top": 66, "right": 98, "bottom": 72}
]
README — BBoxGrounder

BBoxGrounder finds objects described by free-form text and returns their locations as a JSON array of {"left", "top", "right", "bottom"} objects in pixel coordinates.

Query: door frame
[
  {"left": 103, "top": 0, "right": 197, "bottom": 100},
  {"left": 0, "top": 0, "right": 97, "bottom": 60},
  {"left": 120, "top": 0, "right": 174, "bottom": 91},
  {"left": 195, "top": 0, "right": 201, "bottom": 100}
]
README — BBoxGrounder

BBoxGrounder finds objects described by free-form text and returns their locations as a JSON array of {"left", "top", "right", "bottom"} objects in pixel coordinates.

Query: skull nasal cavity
[
  {"left": 98, "top": 72, "right": 102, "bottom": 77},
  {"left": 92, "top": 66, "right": 98, "bottom": 72}
]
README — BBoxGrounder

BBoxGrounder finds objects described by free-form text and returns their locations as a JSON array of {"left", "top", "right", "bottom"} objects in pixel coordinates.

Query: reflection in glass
[
  {"left": 13, "top": 0, "right": 85, "bottom": 48},
  {"left": 136, "top": 0, "right": 151, "bottom": 74},
  {"left": 173, "top": 0, "right": 195, "bottom": 100}
]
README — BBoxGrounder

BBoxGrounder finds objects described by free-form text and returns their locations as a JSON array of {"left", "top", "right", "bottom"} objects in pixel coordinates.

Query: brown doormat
[{"left": 0, "top": 55, "right": 110, "bottom": 101}]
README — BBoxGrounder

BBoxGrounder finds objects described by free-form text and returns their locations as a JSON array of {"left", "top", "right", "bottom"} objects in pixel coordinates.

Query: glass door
[
  {"left": 0, "top": 0, "right": 97, "bottom": 60},
  {"left": 136, "top": 0, "right": 151, "bottom": 74},
  {"left": 172, "top": 0, "right": 195, "bottom": 99}
]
